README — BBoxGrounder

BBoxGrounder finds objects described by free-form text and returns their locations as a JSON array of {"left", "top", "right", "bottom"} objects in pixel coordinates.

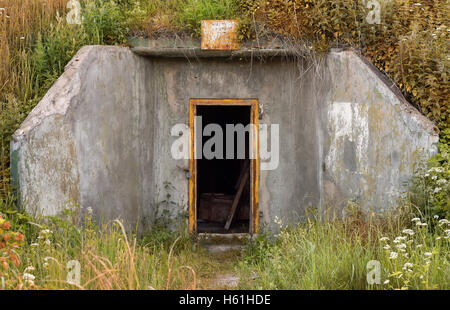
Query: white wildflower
[
  {"left": 402, "top": 229, "right": 414, "bottom": 235},
  {"left": 429, "top": 167, "right": 443, "bottom": 173},
  {"left": 403, "top": 262, "right": 413, "bottom": 270},
  {"left": 22, "top": 273, "right": 35, "bottom": 281},
  {"left": 431, "top": 175, "right": 438, "bottom": 180},
  {"left": 44, "top": 257, "right": 59, "bottom": 264},
  {"left": 389, "top": 252, "right": 398, "bottom": 259},
  {"left": 444, "top": 229, "right": 450, "bottom": 239},
  {"left": 394, "top": 236, "right": 406, "bottom": 243},
  {"left": 379, "top": 237, "right": 389, "bottom": 242},
  {"left": 433, "top": 187, "right": 441, "bottom": 193},
  {"left": 438, "top": 219, "right": 449, "bottom": 226},
  {"left": 433, "top": 215, "right": 439, "bottom": 220},
  {"left": 396, "top": 243, "right": 406, "bottom": 250},
  {"left": 24, "top": 266, "right": 35, "bottom": 273},
  {"left": 411, "top": 218, "right": 421, "bottom": 222},
  {"left": 424, "top": 252, "right": 432, "bottom": 257},
  {"left": 416, "top": 244, "right": 423, "bottom": 248},
  {"left": 383, "top": 245, "right": 390, "bottom": 250}
]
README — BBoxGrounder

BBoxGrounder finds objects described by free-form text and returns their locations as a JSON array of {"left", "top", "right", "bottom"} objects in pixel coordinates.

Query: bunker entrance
[{"left": 196, "top": 105, "right": 251, "bottom": 233}]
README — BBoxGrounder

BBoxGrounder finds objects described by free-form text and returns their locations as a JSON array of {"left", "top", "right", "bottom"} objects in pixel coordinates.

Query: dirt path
[{"left": 195, "top": 236, "right": 247, "bottom": 289}]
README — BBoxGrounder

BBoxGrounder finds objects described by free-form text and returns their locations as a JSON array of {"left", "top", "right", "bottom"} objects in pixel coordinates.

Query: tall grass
[
  {"left": 0, "top": 0, "right": 135, "bottom": 198},
  {"left": 1, "top": 189, "right": 448, "bottom": 290},
  {"left": 238, "top": 207, "right": 449, "bottom": 290},
  {"left": 175, "top": 0, "right": 239, "bottom": 35},
  {"left": 0, "top": 0, "right": 67, "bottom": 197},
  {"left": 1, "top": 210, "right": 202, "bottom": 289}
]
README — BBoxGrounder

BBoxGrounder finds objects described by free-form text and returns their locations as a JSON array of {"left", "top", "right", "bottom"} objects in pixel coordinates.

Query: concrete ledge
[{"left": 131, "top": 46, "right": 299, "bottom": 59}]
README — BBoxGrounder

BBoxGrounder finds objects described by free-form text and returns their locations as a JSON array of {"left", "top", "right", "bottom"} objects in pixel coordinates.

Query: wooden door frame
[{"left": 189, "top": 99, "right": 259, "bottom": 234}]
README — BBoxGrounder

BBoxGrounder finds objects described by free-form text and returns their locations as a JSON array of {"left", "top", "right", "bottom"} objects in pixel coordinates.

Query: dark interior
[{"left": 196, "top": 105, "right": 250, "bottom": 233}]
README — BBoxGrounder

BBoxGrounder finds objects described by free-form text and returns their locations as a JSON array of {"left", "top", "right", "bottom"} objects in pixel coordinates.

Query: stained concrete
[{"left": 11, "top": 45, "right": 439, "bottom": 230}]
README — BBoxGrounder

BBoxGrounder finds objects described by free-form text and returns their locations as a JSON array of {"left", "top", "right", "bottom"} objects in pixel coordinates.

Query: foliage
[
  {"left": 238, "top": 206, "right": 449, "bottom": 290},
  {"left": 379, "top": 216, "right": 449, "bottom": 290},
  {"left": 82, "top": 0, "right": 128, "bottom": 45},
  {"left": 256, "top": 0, "right": 449, "bottom": 131},
  {"left": 0, "top": 214, "right": 27, "bottom": 289},
  {"left": 0, "top": 201, "right": 203, "bottom": 290},
  {"left": 242, "top": 229, "right": 272, "bottom": 265},
  {"left": 174, "top": 0, "right": 239, "bottom": 36},
  {"left": 408, "top": 138, "right": 450, "bottom": 223}
]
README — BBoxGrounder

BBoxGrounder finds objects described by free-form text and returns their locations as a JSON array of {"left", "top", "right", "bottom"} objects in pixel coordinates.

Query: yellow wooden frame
[{"left": 189, "top": 99, "right": 260, "bottom": 234}]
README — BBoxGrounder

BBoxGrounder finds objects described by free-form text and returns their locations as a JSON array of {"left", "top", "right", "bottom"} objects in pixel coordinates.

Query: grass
[
  {"left": 0, "top": 195, "right": 448, "bottom": 290},
  {"left": 0, "top": 200, "right": 245, "bottom": 290},
  {"left": 237, "top": 207, "right": 449, "bottom": 290},
  {"left": 175, "top": 0, "right": 239, "bottom": 35}
]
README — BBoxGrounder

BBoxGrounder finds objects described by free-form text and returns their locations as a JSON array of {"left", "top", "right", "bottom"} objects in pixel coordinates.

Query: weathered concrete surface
[
  {"left": 319, "top": 51, "right": 439, "bottom": 216},
  {"left": 11, "top": 46, "right": 154, "bottom": 228},
  {"left": 11, "top": 45, "right": 439, "bottom": 230}
]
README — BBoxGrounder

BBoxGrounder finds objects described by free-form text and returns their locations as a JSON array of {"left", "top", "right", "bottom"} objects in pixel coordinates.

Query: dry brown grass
[
  {"left": 0, "top": 0, "right": 66, "bottom": 98},
  {"left": 0, "top": 0, "right": 67, "bottom": 197}
]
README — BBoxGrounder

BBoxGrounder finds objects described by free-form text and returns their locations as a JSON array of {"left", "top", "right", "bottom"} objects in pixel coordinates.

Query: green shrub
[
  {"left": 408, "top": 132, "right": 450, "bottom": 223},
  {"left": 175, "top": 0, "right": 239, "bottom": 35},
  {"left": 257, "top": 0, "right": 449, "bottom": 131},
  {"left": 32, "top": 25, "right": 86, "bottom": 98},
  {"left": 82, "top": 0, "right": 128, "bottom": 45},
  {"left": 243, "top": 229, "right": 272, "bottom": 265}
]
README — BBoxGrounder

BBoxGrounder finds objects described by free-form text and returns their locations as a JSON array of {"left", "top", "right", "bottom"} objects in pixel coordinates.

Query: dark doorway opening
[{"left": 196, "top": 105, "right": 251, "bottom": 233}]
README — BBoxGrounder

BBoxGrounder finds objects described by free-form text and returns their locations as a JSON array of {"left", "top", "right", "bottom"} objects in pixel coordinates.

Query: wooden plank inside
[{"left": 225, "top": 168, "right": 249, "bottom": 230}]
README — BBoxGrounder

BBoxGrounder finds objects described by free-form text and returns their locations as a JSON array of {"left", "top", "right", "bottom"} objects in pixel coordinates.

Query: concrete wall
[
  {"left": 11, "top": 46, "right": 439, "bottom": 230},
  {"left": 319, "top": 51, "right": 439, "bottom": 216},
  {"left": 11, "top": 46, "right": 155, "bottom": 228}
]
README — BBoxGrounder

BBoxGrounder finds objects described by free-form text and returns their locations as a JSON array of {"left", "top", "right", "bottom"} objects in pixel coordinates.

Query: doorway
[{"left": 189, "top": 99, "right": 259, "bottom": 234}]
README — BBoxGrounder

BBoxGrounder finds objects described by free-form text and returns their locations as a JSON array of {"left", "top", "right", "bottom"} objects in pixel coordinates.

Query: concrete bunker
[{"left": 10, "top": 44, "right": 439, "bottom": 232}]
